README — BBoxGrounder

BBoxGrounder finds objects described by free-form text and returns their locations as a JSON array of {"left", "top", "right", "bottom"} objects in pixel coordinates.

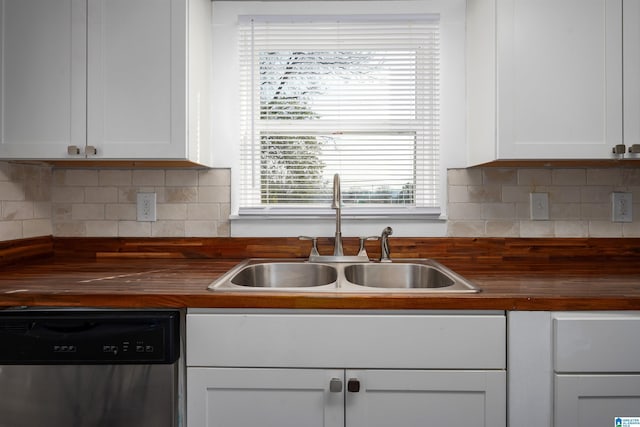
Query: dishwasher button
[{"left": 102, "top": 345, "right": 118, "bottom": 355}]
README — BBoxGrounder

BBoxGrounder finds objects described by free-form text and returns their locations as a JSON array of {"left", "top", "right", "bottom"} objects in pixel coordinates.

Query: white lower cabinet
[
  {"left": 508, "top": 311, "right": 640, "bottom": 427},
  {"left": 187, "top": 368, "right": 505, "bottom": 427},
  {"left": 555, "top": 374, "right": 640, "bottom": 427},
  {"left": 186, "top": 310, "right": 506, "bottom": 427},
  {"left": 553, "top": 312, "right": 640, "bottom": 427},
  {"left": 187, "top": 368, "right": 343, "bottom": 427},
  {"left": 346, "top": 369, "right": 504, "bottom": 427}
]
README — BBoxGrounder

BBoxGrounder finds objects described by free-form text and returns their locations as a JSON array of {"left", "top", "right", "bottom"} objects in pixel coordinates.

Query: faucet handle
[
  {"left": 298, "top": 236, "right": 320, "bottom": 257},
  {"left": 357, "top": 236, "right": 380, "bottom": 258}
]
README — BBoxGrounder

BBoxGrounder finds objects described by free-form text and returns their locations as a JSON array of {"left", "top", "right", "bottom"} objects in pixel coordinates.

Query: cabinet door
[
  {"left": 625, "top": 0, "right": 640, "bottom": 148},
  {"left": 497, "top": 0, "right": 623, "bottom": 159},
  {"left": 346, "top": 370, "right": 506, "bottom": 427},
  {"left": 555, "top": 375, "right": 640, "bottom": 427},
  {"left": 0, "top": 0, "right": 86, "bottom": 158},
  {"left": 187, "top": 368, "right": 344, "bottom": 427},
  {"left": 87, "top": 0, "right": 186, "bottom": 159}
]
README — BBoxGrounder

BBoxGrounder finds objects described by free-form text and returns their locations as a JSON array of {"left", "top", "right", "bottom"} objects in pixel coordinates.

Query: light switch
[{"left": 530, "top": 193, "right": 549, "bottom": 221}]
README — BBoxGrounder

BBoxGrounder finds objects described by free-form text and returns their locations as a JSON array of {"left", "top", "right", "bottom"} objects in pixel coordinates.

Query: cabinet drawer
[
  {"left": 187, "top": 310, "right": 505, "bottom": 369},
  {"left": 554, "top": 312, "right": 640, "bottom": 373}
]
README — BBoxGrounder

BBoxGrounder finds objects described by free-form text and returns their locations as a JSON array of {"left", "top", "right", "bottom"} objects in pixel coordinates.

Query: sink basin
[
  {"left": 208, "top": 259, "right": 479, "bottom": 293},
  {"left": 343, "top": 263, "right": 455, "bottom": 289},
  {"left": 228, "top": 262, "right": 337, "bottom": 288}
]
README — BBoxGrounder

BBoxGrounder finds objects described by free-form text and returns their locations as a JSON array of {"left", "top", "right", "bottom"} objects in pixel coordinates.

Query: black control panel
[{"left": 0, "top": 310, "right": 180, "bottom": 364}]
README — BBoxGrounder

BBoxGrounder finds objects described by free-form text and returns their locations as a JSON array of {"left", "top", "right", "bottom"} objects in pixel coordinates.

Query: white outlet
[
  {"left": 530, "top": 192, "right": 549, "bottom": 220},
  {"left": 612, "top": 192, "right": 632, "bottom": 222},
  {"left": 137, "top": 192, "right": 157, "bottom": 222}
]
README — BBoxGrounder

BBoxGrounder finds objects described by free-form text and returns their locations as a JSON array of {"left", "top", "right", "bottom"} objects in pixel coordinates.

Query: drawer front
[
  {"left": 554, "top": 312, "right": 640, "bottom": 373},
  {"left": 187, "top": 311, "right": 506, "bottom": 369}
]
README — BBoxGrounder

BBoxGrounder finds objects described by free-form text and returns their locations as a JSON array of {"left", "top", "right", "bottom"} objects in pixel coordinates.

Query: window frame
[
  {"left": 239, "top": 15, "right": 440, "bottom": 214},
  {"left": 210, "top": 0, "right": 467, "bottom": 237}
]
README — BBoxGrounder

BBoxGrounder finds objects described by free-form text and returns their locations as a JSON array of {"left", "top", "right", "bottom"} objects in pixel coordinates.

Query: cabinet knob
[
  {"left": 329, "top": 378, "right": 343, "bottom": 393},
  {"left": 347, "top": 378, "right": 360, "bottom": 393},
  {"left": 67, "top": 145, "right": 81, "bottom": 155},
  {"left": 629, "top": 144, "right": 640, "bottom": 154},
  {"left": 85, "top": 145, "right": 98, "bottom": 156}
]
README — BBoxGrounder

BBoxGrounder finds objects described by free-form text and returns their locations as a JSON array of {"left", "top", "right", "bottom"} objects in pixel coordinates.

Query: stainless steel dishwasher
[{"left": 0, "top": 309, "right": 181, "bottom": 427}]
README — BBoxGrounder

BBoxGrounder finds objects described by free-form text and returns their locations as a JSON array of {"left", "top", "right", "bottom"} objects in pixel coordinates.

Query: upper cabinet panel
[
  {"left": 467, "top": 0, "right": 626, "bottom": 165},
  {"left": 624, "top": 0, "right": 640, "bottom": 149},
  {"left": 0, "top": 0, "right": 211, "bottom": 165},
  {"left": 0, "top": 0, "right": 86, "bottom": 158},
  {"left": 87, "top": 0, "right": 183, "bottom": 159}
]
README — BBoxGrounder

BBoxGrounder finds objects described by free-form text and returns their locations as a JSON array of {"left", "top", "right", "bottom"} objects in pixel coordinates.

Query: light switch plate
[
  {"left": 530, "top": 193, "right": 549, "bottom": 221},
  {"left": 612, "top": 192, "right": 632, "bottom": 222}
]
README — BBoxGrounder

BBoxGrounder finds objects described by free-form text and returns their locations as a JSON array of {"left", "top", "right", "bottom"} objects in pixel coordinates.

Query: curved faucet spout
[
  {"left": 332, "top": 173, "right": 341, "bottom": 210},
  {"left": 332, "top": 174, "right": 343, "bottom": 256}
]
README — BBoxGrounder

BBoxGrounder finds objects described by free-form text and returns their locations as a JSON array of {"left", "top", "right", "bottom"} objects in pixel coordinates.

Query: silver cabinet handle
[
  {"left": 67, "top": 145, "right": 81, "bottom": 155},
  {"left": 613, "top": 144, "right": 626, "bottom": 155},
  {"left": 85, "top": 145, "right": 98, "bottom": 156},
  {"left": 329, "top": 378, "right": 343, "bottom": 393},
  {"left": 347, "top": 378, "right": 360, "bottom": 393}
]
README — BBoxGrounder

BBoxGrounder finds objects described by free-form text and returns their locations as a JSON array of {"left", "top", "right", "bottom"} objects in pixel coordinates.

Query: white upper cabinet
[
  {"left": 467, "top": 0, "right": 625, "bottom": 165},
  {"left": 0, "top": 0, "right": 86, "bottom": 158},
  {"left": 0, "top": 0, "right": 211, "bottom": 165},
  {"left": 625, "top": 0, "right": 640, "bottom": 149}
]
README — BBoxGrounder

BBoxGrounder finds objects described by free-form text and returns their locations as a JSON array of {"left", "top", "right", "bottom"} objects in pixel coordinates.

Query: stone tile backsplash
[
  {"left": 447, "top": 167, "right": 640, "bottom": 237},
  {"left": 2, "top": 160, "right": 640, "bottom": 240},
  {"left": 0, "top": 162, "right": 52, "bottom": 241},
  {"left": 51, "top": 168, "right": 231, "bottom": 237}
]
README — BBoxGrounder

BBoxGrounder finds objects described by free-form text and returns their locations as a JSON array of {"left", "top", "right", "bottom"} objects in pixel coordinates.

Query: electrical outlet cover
[
  {"left": 137, "top": 192, "right": 157, "bottom": 222},
  {"left": 612, "top": 192, "right": 632, "bottom": 222}
]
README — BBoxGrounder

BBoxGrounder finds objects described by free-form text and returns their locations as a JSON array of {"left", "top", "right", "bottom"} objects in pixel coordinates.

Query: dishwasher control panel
[{"left": 0, "top": 310, "right": 180, "bottom": 364}]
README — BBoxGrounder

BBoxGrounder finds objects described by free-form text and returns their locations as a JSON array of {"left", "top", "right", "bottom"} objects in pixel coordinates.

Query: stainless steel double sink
[{"left": 208, "top": 258, "right": 480, "bottom": 293}]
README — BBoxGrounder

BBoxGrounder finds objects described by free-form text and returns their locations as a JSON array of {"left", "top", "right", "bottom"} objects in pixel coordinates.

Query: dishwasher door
[
  {"left": 0, "top": 364, "right": 177, "bottom": 427},
  {"left": 0, "top": 309, "right": 181, "bottom": 427}
]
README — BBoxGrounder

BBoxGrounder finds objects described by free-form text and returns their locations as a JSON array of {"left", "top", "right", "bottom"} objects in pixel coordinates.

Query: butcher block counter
[{"left": 1, "top": 236, "right": 640, "bottom": 311}]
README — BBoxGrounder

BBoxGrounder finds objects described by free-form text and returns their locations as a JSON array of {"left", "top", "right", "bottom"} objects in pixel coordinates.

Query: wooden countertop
[
  {"left": 1, "top": 257, "right": 640, "bottom": 311},
  {"left": 1, "top": 236, "right": 639, "bottom": 311}
]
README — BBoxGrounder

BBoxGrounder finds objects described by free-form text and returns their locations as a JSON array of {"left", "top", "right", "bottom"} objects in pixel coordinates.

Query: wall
[
  {"left": 448, "top": 167, "right": 640, "bottom": 237},
  {"left": 2, "top": 160, "right": 640, "bottom": 240},
  {"left": 0, "top": 161, "right": 52, "bottom": 240},
  {"left": 51, "top": 168, "right": 231, "bottom": 237}
]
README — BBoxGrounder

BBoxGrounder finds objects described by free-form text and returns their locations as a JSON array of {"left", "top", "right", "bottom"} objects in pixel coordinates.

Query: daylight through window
[{"left": 239, "top": 14, "right": 440, "bottom": 214}]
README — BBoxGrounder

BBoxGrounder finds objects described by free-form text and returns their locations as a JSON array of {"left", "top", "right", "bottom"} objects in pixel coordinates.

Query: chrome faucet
[
  {"left": 332, "top": 173, "right": 344, "bottom": 256},
  {"left": 298, "top": 174, "right": 387, "bottom": 263},
  {"left": 380, "top": 226, "right": 393, "bottom": 262}
]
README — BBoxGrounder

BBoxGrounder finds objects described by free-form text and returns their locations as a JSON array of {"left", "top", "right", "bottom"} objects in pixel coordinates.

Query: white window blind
[{"left": 239, "top": 14, "right": 440, "bottom": 214}]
